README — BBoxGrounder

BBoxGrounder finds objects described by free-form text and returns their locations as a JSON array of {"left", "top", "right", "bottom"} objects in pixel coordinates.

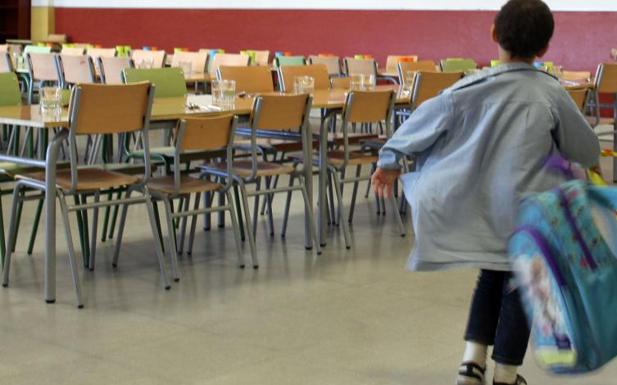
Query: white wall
[{"left": 36, "top": 0, "right": 617, "bottom": 11}]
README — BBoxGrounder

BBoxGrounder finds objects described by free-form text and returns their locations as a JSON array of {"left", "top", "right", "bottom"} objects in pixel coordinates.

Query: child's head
[{"left": 493, "top": 0, "right": 554, "bottom": 61}]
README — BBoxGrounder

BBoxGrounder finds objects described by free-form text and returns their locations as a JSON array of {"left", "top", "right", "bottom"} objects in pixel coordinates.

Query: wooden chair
[
  {"left": 398, "top": 60, "right": 439, "bottom": 85},
  {"left": 2, "top": 82, "right": 171, "bottom": 308},
  {"left": 171, "top": 51, "right": 208, "bottom": 74},
  {"left": 99, "top": 56, "right": 133, "bottom": 84},
  {"left": 410, "top": 71, "right": 464, "bottom": 109},
  {"left": 217, "top": 65, "right": 274, "bottom": 93},
  {"left": 209, "top": 53, "right": 250, "bottom": 75},
  {"left": 344, "top": 57, "right": 378, "bottom": 78},
  {"left": 308, "top": 55, "right": 341, "bottom": 76},
  {"left": 385, "top": 55, "right": 418, "bottom": 74},
  {"left": 0, "top": 52, "right": 13, "bottom": 73},
  {"left": 131, "top": 49, "right": 166, "bottom": 69},
  {"left": 589, "top": 63, "right": 617, "bottom": 128},
  {"left": 201, "top": 94, "right": 321, "bottom": 267},
  {"left": 87, "top": 47, "right": 117, "bottom": 77},
  {"left": 330, "top": 77, "right": 351, "bottom": 89},
  {"left": 144, "top": 115, "right": 245, "bottom": 280},
  {"left": 567, "top": 87, "right": 589, "bottom": 113},
  {"left": 26, "top": 52, "right": 61, "bottom": 103},
  {"left": 58, "top": 54, "right": 96, "bottom": 86},
  {"left": 278, "top": 64, "right": 330, "bottom": 92},
  {"left": 61, "top": 47, "right": 86, "bottom": 56}
]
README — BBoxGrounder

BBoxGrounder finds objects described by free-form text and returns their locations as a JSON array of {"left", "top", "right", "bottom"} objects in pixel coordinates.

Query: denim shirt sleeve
[
  {"left": 377, "top": 92, "right": 453, "bottom": 170},
  {"left": 550, "top": 90, "right": 600, "bottom": 168}
]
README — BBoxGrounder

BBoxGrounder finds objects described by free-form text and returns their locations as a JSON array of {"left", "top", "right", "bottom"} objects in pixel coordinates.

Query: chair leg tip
[
  {"left": 2, "top": 283, "right": 8, "bottom": 288},
  {"left": 305, "top": 246, "right": 313, "bottom": 251},
  {"left": 165, "top": 285, "right": 171, "bottom": 290},
  {"left": 112, "top": 263, "right": 117, "bottom": 268},
  {"left": 253, "top": 265, "right": 259, "bottom": 270},
  {"left": 317, "top": 251, "right": 322, "bottom": 256},
  {"left": 45, "top": 299, "right": 56, "bottom": 304},
  {"left": 239, "top": 264, "right": 246, "bottom": 269},
  {"left": 346, "top": 246, "right": 351, "bottom": 250},
  {"left": 320, "top": 243, "right": 327, "bottom": 247},
  {"left": 77, "top": 304, "right": 84, "bottom": 309},
  {"left": 173, "top": 278, "right": 180, "bottom": 282}
]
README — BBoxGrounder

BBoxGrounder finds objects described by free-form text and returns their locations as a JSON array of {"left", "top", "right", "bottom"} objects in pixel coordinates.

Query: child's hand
[{"left": 371, "top": 168, "right": 401, "bottom": 198}]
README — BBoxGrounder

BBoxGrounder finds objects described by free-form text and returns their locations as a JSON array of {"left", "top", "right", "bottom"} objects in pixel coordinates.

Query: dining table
[{"left": 0, "top": 84, "right": 411, "bottom": 304}]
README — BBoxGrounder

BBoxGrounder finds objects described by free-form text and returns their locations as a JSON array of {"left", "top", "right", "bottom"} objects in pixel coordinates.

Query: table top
[{"left": 0, "top": 85, "right": 408, "bottom": 128}]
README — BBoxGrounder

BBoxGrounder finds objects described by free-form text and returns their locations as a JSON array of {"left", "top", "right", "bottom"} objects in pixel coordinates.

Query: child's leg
[
  {"left": 457, "top": 270, "right": 506, "bottom": 384},
  {"left": 492, "top": 273, "right": 530, "bottom": 384}
]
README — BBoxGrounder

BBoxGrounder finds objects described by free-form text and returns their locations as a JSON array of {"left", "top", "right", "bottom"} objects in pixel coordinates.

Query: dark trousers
[{"left": 464, "top": 270, "right": 531, "bottom": 366}]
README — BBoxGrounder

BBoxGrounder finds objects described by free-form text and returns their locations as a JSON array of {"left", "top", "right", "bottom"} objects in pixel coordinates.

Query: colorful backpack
[{"left": 509, "top": 179, "right": 617, "bottom": 374}]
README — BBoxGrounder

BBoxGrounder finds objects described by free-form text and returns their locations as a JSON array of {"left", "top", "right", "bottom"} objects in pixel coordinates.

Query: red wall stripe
[{"left": 54, "top": 8, "right": 617, "bottom": 71}]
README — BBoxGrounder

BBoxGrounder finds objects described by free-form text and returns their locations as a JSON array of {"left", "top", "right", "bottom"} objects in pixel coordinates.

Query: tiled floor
[{"left": 1, "top": 156, "right": 616, "bottom": 384}]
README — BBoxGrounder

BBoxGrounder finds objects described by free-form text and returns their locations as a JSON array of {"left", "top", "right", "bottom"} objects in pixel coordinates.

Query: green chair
[
  {"left": 440, "top": 58, "right": 478, "bottom": 73},
  {"left": 122, "top": 67, "right": 187, "bottom": 98},
  {"left": 275, "top": 56, "right": 306, "bottom": 68}
]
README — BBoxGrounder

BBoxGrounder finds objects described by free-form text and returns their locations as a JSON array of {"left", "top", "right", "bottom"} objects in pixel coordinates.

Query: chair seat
[
  {"left": 327, "top": 150, "right": 378, "bottom": 167},
  {"left": 148, "top": 175, "right": 221, "bottom": 195},
  {"left": 82, "top": 163, "right": 154, "bottom": 176},
  {"left": 235, "top": 137, "right": 315, "bottom": 153},
  {"left": 211, "top": 160, "right": 295, "bottom": 178},
  {"left": 17, "top": 168, "right": 140, "bottom": 192}
]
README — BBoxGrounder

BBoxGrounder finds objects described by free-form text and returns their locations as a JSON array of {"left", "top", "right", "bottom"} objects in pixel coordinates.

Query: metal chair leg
[
  {"left": 87, "top": 192, "right": 100, "bottom": 271},
  {"left": 239, "top": 182, "right": 258, "bottom": 268},
  {"left": 100, "top": 190, "right": 113, "bottom": 242},
  {"left": 0, "top": 190, "right": 5, "bottom": 264},
  {"left": 178, "top": 194, "right": 190, "bottom": 255},
  {"left": 391, "top": 196, "right": 407, "bottom": 237},
  {"left": 265, "top": 177, "right": 275, "bottom": 237},
  {"left": 252, "top": 178, "right": 261, "bottom": 237},
  {"left": 225, "top": 189, "right": 246, "bottom": 269},
  {"left": 187, "top": 192, "right": 201, "bottom": 256},
  {"left": 2, "top": 184, "right": 24, "bottom": 286},
  {"left": 58, "top": 195, "right": 84, "bottom": 308},
  {"left": 144, "top": 190, "right": 171, "bottom": 290},
  {"left": 112, "top": 189, "right": 132, "bottom": 268},
  {"left": 233, "top": 184, "right": 245, "bottom": 242},
  {"left": 348, "top": 165, "right": 362, "bottom": 224},
  {"left": 281, "top": 175, "right": 295, "bottom": 239},
  {"left": 26, "top": 197, "right": 44, "bottom": 255},
  {"left": 162, "top": 198, "right": 181, "bottom": 281},
  {"left": 299, "top": 180, "right": 322, "bottom": 255},
  {"left": 331, "top": 169, "right": 352, "bottom": 249}
]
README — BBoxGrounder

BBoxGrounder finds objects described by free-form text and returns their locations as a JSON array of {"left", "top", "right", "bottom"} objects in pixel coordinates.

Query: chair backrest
[
  {"left": 27, "top": 52, "right": 61, "bottom": 82},
  {"left": 24, "top": 45, "right": 52, "bottom": 55},
  {"left": 251, "top": 93, "right": 311, "bottom": 131},
  {"left": 87, "top": 47, "right": 116, "bottom": 59},
  {"left": 58, "top": 54, "right": 96, "bottom": 85},
  {"left": 385, "top": 55, "right": 418, "bottom": 74},
  {"left": 123, "top": 67, "right": 187, "bottom": 98},
  {"left": 344, "top": 57, "right": 378, "bottom": 77},
  {"left": 178, "top": 115, "right": 236, "bottom": 152},
  {"left": 99, "top": 56, "right": 133, "bottom": 84},
  {"left": 61, "top": 47, "right": 85, "bottom": 56},
  {"left": 69, "top": 82, "right": 153, "bottom": 135},
  {"left": 209, "top": 53, "right": 250, "bottom": 75},
  {"left": 440, "top": 58, "right": 477, "bottom": 73},
  {"left": 217, "top": 65, "right": 274, "bottom": 93},
  {"left": 567, "top": 87, "right": 589, "bottom": 113},
  {"left": 47, "top": 34, "right": 67, "bottom": 44},
  {"left": 131, "top": 49, "right": 166, "bottom": 68},
  {"left": 275, "top": 56, "right": 306, "bottom": 67},
  {"left": 0, "top": 72, "right": 22, "bottom": 106},
  {"left": 343, "top": 90, "right": 395, "bottom": 124},
  {"left": 594, "top": 63, "right": 617, "bottom": 94},
  {"left": 252, "top": 50, "right": 270, "bottom": 66},
  {"left": 0, "top": 52, "right": 14, "bottom": 73},
  {"left": 560, "top": 70, "right": 591, "bottom": 83},
  {"left": 308, "top": 55, "right": 341, "bottom": 76},
  {"left": 398, "top": 60, "right": 439, "bottom": 84},
  {"left": 278, "top": 64, "right": 330, "bottom": 92},
  {"left": 171, "top": 51, "right": 208, "bottom": 74},
  {"left": 330, "top": 77, "right": 351, "bottom": 89},
  {"left": 412, "top": 71, "right": 463, "bottom": 108}
]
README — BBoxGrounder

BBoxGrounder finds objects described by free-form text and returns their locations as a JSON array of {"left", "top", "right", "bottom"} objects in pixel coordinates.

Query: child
[{"left": 371, "top": 1, "right": 600, "bottom": 384}]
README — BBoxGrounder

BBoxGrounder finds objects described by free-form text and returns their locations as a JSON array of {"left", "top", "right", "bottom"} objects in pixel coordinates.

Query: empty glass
[
  {"left": 211, "top": 80, "right": 222, "bottom": 106},
  {"left": 350, "top": 74, "right": 375, "bottom": 91},
  {"left": 217, "top": 80, "right": 236, "bottom": 110},
  {"left": 294, "top": 76, "right": 315, "bottom": 94},
  {"left": 40, "top": 86, "right": 62, "bottom": 121},
  {"left": 402, "top": 70, "right": 416, "bottom": 95}
]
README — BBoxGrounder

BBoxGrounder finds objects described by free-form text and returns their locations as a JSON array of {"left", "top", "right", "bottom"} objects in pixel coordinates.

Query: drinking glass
[
  {"left": 40, "top": 86, "right": 62, "bottom": 121},
  {"left": 362, "top": 74, "right": 376, "bottom": 90},
  {"left": 402, "top": 70, "right": 415, "bottom": 95},
  {"left": 294, "top": 76, "right": 315, "bottom": 94},
  {"left": 350, "top": 74, "right": 375, "bottom": 91},
  {"left": 350, "top": 74, "right": 363, "bottom": 91},
  {"left": 211, "top": 80, "right": 222, "bottom": 106},
  {"left": 220, "top": 80, "right": 236, "bottom": 110}
]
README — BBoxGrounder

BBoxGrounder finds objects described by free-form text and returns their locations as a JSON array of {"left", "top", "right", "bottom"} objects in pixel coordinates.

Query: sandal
[
  {"left": 456, "top": 361, "right": 486, "bottom": 385},
  {"left": 493, "top": 374, "right": 527, "bottom": 385}
]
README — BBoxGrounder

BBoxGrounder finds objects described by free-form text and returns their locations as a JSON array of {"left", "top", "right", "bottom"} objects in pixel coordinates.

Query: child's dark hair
[{"left": 494, "top": 0, "right": 554, "bottom": 58}]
